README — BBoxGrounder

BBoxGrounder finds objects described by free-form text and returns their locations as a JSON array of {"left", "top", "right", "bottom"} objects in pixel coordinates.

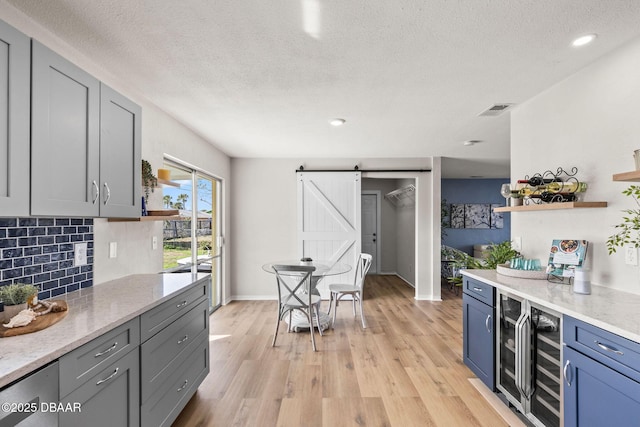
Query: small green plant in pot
[
  {"left": 0, "top": 283, "right": 38, "bottom": 306},
  {"left": 0, "top": 283, "right": 38, "bottom": 322},
  {"left": 607, "top": 185, "right": 640, "bottom": 254},
  {"left": 142, "top": 159, "right": 158, "bottom": 203}
]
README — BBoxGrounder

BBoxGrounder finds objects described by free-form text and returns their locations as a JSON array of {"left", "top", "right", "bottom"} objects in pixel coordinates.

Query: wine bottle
[
  {"left": 516, "top": 177, "right": 559, "bottom": 186},
  {"left": 527, "top": 192, "right": 576, "bottom": 203},
  {"left": 545, "top": 181, "right": 587, "bottom": 193}
]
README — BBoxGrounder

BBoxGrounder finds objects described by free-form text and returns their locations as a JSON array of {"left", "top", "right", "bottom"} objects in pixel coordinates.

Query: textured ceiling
[{"left": 6, "top": 0, "right": 640, "bottom": 177}]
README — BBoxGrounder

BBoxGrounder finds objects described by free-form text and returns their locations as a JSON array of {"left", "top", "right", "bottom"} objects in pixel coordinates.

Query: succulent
[{"left": 0, "top": 283, "right": 39, "bottom": 306}]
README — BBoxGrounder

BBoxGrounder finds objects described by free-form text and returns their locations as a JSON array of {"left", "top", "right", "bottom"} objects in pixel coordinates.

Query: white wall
[
  {"left": 0, "top": 5, "right": 232, "bottom": 301},
  {"left": 231, "top": 158, "right": 440, "bottom": 301},
  {"left": 511, "top": 35, "right": 640, "bottom": 294}
]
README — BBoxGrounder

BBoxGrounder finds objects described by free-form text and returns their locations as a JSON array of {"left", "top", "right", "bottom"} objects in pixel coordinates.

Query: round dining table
[{"left": 262, "top": 259, "right": 351, "bottom": 332}]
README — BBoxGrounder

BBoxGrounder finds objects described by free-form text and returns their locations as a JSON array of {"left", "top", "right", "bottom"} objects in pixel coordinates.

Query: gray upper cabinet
[
  {"left": 30, "top": 40, "right": 141, "bottom": 218},
  {"left": 31, "top": 40, "right": 101, "bottom": 217},
  {"left": 100, "top": 84, "right": 141, "bottom": 218},
  {"left": 0, "top": 20, "right": 30, "bottom": 216}
]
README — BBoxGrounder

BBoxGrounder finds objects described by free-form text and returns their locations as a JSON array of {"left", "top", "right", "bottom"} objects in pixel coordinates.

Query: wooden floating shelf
[
  {"left": 493, "top": 202, "right": 608, "bottom": 213},
  {"left": 156, "top": 178, "right": 181, "bottom": 188},
  {"left": 108, "top": 215, "right": 182, "bottom": 222},
  {"left": 612, "top": 170, "right": 640, "bottom": 182}
]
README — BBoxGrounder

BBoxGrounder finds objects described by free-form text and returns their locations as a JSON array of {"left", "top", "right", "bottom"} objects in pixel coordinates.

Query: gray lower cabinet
[
  {"left": 0, "top": 362, "right": 58, "bottom": 427},
  {"left": 30, "top": 40, "right": 141, "bottom": 218},
  {"left": 0, "top": 20, "right": 30, "bottom": 216},
  {"left": 58, "top": 349, "right": 139, "bottom": 427},
  {"left": 140, "top": 278, "right": 211, "bottom": 427}
]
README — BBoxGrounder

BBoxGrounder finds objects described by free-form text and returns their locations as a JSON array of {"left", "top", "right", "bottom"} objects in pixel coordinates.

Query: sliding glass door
[{"left": 162, "top": 159, "right": 222, "bottom": 312}]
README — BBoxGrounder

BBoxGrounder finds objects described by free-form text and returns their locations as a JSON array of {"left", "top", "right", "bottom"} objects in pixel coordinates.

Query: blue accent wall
[{"left": 442, "top": 179, "right": 511, "bottom": 255}]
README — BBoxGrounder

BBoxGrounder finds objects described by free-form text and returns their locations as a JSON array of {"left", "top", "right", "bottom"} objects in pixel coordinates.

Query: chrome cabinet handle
[
  {"left": 177, "top": 379, "right": 188, "bottom": 392},
  {"left": 92, "top": 180, "right": 99, "bottom": 204},
  {"left": 178, "top": 335, "right": 189, "bottom": 345},
  {"left": 103, "top": 182, "right": 111, "bottom": 205},
  {"left": 485, "top": 314, "right": 492, "bottom": 333},
  {"left": 96, "top": 367, "right": 119, "bottom": 386},
  {"left": 473, "top": 287, "right": 483, "bottom": 292},
  {"left": 594, "top": 340, "right": 624, "bottom": 356},
  {"left": 176, "top": 300, "right": 188, "bottom": 308},
  {"left": 95, "top": 342, "right": 118, "bottom": 357},
  {"left": 563, "top": 360, "right": 572, "bottom": 386}
]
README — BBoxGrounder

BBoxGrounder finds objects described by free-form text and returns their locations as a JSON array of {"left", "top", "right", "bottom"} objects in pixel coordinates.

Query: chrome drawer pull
[
  {"left": 594, "top": 340, "right": 624, "bottom": 356},
  {"left": 485, "top": 314, "right": 492, "bottom": 333},
  {"left": 92, "top": 180, "right": 99, "bottom": 204},
  {"left": 178, "top": 335, "right": 189, "bottom": 345},
  {"left": 176, "top": 300, "right": 188, "bottom": 308},
  {"left": 563, "top": 360, "right": 571, "bottom": 386},
  {"left": 95, "top": 342, "right": 118, "bottom": 357},
  {"left": 96, "top": 367, "right": 119, "bottom": 386},
  {"left": 103, "top": 182, "right": 111, "bottom": 205},
  {"left": 473, "top": 287, "right": 483, "bottom": 292},
  {"left": 177, "top": 380, "right": 189, "bottom": 392}
]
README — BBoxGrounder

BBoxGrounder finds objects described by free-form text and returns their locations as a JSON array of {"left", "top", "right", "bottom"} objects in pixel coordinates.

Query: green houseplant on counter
[
  {"left": 607, "top": 185, "right": 640, "bottom": 254},
  {"left": 0, "top": 283, "right": 38, "bottom": 322}
]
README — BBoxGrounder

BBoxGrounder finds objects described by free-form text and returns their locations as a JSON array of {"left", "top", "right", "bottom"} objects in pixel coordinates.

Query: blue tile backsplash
[{"left": 0, "top": 218, "right": 93, "bottom": 300}]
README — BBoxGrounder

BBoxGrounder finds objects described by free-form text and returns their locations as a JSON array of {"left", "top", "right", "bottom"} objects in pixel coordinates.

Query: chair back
[
  {"left": 353, "top": 253, "right": 372, "bottom": 291},
  {"left": 272, "top": 264, "right": 316, "bottom": 307}
]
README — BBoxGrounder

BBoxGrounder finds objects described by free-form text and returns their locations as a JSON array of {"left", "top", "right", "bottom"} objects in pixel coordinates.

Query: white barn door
[{"left": 297, "top": 171, "right": 361, "bottom": 299}]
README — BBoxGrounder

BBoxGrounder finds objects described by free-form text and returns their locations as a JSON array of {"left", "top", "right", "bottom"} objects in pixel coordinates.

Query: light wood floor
[{"left": 173, "top": 275, "right": 508, "bottom": 427}]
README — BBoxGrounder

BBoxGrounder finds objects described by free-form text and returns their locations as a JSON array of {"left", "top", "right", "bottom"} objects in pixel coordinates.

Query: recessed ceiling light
[
  {"left": 329, "top": 118, "right": 346, "bottom": 126},
  {"left": 572, "top": 34, "right": 597, "bottom": 47}
]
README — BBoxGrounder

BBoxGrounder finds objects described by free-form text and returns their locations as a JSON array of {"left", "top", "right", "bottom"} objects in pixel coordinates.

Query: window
[{"left": 162, "top": 159, "right": 222, "bottom": 311}]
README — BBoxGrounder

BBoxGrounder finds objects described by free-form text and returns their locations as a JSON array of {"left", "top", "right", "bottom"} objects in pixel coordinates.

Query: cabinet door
[
  {"left": 463, "top": 293, "right": 495, "bottom": 390},
  {"left": 59, "top": 348, "right": 139, "bottom": 427},
  {"left": 31, "top": 40, "right": 100, "bottom": 217},
  {"left": 0, "top": 20, "right": 30, "bottom": 216},
  {"left": 99, "top": 84, "right": 141, "bottom": 218},
  {"left": 564, "top": 346, "right": 640, "bottom": 427}
]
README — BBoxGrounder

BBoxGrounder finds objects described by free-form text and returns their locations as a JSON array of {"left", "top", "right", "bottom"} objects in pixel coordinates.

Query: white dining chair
[
  {"left": 328, "top": 253, "right": 372, "bottom": 329},
  {"left": 271, "top": 264, "right": 322, "bottom": 351}
]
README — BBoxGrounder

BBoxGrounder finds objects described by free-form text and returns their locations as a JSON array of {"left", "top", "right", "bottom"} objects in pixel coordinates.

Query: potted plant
[
  {"left": 607, "top": 185, "right": 640, "bottom": 254},
  {"left": 0, "top": 283, "right": 38, "bottom": 322},
  {"left": 142, "top": 159, "right": 158, "bottom": 203}
]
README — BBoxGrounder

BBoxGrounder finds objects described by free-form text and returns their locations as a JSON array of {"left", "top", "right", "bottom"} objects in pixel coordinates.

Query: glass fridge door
[
  {"left": 497, "top": 292, "right": 523, "bottom": 409},
  {"left": 530, "top": 305, "right": 562, "bottom": 427}
]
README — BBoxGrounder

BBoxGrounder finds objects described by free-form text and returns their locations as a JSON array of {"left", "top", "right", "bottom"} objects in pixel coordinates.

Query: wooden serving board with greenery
[{"left": 0, "top": 300, "right": 68, "bottom": 338}]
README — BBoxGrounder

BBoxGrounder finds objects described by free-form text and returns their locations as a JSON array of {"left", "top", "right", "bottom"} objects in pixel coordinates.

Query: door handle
[
  {"left": 485, "top": 314, "right": 492, "bottom": 333},
  {"left": 563, "top": 360, "right": 572, "bottom": 386},
  {"left": 373, "top": 239, "right": 376, "bottom": 243}
]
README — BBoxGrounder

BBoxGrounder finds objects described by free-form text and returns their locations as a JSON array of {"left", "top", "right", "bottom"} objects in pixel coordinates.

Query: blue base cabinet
[
  {"left": 564, "top": 315, "right": 640, "bottom": 427},
  {"left": 563, "top": 346, "right": 640, "bottom": 427},
  {"left": 462, "top": 275, "right": 495, "bottom": 390}
]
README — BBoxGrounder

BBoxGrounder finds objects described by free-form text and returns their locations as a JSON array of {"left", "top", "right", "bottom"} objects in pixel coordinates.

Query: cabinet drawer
[
  {"left": 141, "top": 336, "right": 209, "bottom": 427},
  {"left": 59, "top": 348, "right": 139, "bottom": 427},
  {"left": 140, "top": 279, "right": 208, "bottom": 342},
  {"left": 59, "top": 317, "right": 140, "bottom": 398},
  {"left": 141, "top": 298, "right": 209, "bottom": 402},
  {"left": 0, "top": 362, "right": 58, "bottom": 427},
  {"left": 564, "top": 315, "right": 640, "bottom": 383},
  {"left": 463, "top": 276, "right": 495, "bottom": 305}
]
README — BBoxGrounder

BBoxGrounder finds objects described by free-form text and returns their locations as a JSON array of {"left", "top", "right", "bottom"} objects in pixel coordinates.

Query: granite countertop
[
  {"left": 463, "top": 269, "right": 640, "bottom": 343},
  {"left": 0, "top": 272, "right": 209, "bottom": 389}
]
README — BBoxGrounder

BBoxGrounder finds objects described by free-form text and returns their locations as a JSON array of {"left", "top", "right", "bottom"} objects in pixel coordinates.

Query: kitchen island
[{"left": 0, "top": 273, "right": 210, "bottom": 427}]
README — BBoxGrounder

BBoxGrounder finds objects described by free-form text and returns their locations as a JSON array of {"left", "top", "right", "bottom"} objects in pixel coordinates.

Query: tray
[
  {"left": 0, "top": 300, "right": 68, "bottom": 338},
  {"left": 496, "top": 264, "right": 548, "bottom": 280}
]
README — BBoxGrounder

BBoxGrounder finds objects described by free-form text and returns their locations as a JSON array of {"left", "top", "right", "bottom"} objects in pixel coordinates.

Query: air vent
[{"left": 479, "top": 103, "right": 514, "bottom": 117}]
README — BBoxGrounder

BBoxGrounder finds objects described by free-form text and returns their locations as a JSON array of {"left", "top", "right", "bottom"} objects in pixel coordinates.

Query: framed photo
[
  {"left": 450, "top": 204, "right": 465, "bottom": 229},
  {"left": 490, "top": 204, "right": 504, "bottom": 229},
  {"left": 464, "top": 204, "right": 490, "bottom": 229}
]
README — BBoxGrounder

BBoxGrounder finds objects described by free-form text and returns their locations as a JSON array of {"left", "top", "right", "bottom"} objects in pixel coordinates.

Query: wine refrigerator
[{"left": 496, "top": 290, "right": 562, "bottom": 427}]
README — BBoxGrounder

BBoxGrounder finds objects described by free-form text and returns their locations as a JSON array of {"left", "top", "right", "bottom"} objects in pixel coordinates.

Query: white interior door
[
  {"left": 297, "top": 171, "right": 361, "bottom": 299},
  {"left": 361, "top": 192, "right": 379, "bottom": 273}
]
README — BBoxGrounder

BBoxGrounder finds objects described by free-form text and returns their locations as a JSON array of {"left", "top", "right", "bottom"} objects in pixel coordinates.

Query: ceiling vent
[{"left": 478, "top": 103, "right": 514, "bottom": 117}]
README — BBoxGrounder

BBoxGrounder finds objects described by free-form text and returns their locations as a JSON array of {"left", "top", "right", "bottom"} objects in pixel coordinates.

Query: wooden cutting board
[{"left": 0, "top": 300, "right": 68, "bottom": 338}]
